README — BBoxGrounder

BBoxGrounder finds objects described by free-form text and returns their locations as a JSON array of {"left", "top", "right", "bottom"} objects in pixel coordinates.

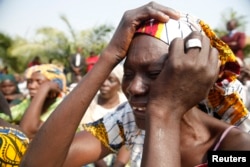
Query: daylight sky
[{"left": 0, "top": 0, "right": 250, "bottom": 39}]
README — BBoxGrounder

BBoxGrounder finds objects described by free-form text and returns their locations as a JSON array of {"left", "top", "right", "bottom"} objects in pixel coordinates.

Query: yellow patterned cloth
[
  {"left": 0, "top": 127, "right": 29, "bottom": 166},
  {"left": 83, "top": 102, "right": 143, "bottom": 166},
  {"left": 200, "top": 19, "right": 248, "bottom": 126},
  {"left": 24, "top": 64, "right": 67, "bottom": 93}
]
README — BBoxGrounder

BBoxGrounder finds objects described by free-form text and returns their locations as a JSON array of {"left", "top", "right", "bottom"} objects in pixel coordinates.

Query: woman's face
[
  {"left": 99, "top": 73, "right": 121, "bottom": 99},
  {"left": 0, "top": 80, "right": 17, "bottom": 95},
  {"left": 122, "top": 34, "right": 168, "bottom": 129},
  {"left": 27, "top": 72, "right": 49, "bottom": 97}
]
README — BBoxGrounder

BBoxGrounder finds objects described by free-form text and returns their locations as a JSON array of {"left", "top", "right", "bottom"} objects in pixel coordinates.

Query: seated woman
[
  {"left": 0, "top": 64, "right": 67, "bottom": 139},
  {"left": 20, "top": 2, "right": 250, "bottom": 167},
  {"left": 19, "top": 64, "right": 68, "bottom": 139}
]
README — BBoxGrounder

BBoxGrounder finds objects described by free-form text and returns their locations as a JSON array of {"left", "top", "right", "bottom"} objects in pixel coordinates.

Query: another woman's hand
[{"left": 106, "top": 1, "right": 180, "bottom": 63}]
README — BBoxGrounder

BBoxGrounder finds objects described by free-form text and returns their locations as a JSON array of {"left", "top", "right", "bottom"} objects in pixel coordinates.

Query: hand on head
[
  {"left": 41, "top": 80, "right": 61, "bottom": 99},
  {"left": 107, "top": 1, "right": 180, "bottom": 63},
  {"left": 149, "top": 32, "right": 219, "bottom": 116},
  {"left": 19, "top": 3, "right": 182, "bottom": 167}
]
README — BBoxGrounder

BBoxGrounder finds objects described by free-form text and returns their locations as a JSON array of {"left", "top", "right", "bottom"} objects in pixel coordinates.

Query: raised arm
[
  {"left": 20, "top": 2, "right": 180, "bottom": 167},
  {"left": 19, "top": 81, "right": 60, "bottom": 139},
  {"left": 141, "top": 32, "right": 219, "bottom": 166}
]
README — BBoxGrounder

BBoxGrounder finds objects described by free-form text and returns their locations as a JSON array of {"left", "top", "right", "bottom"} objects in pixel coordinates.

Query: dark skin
[
  {"left": 0, "top": 79, "right": 24, "bottom": 106},
  {"left": 140, "top": 28, "right": 250, "bottom": 166},
  {"left": 20, "top": 2, "right": 250, "bottom": 167},
  {"left": 19, "top": 72, "right": 61, "bottom": 139},
  {"left": 123, "top": 33, "right": 217, "bottom": 166},
  {"left": 20, "top": 2, "right": 180, "bottom": 167}
]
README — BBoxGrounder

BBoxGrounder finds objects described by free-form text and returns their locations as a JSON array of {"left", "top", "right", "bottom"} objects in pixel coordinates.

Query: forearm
[
  {"left": 141, "top": 104, "right": 182, "bottom": 167},
  {"left": 20, "top": 3, "right": 181, "bottom": 166},
  {"left": 19, "top": 89, "right": 47, "bottom": 138}
]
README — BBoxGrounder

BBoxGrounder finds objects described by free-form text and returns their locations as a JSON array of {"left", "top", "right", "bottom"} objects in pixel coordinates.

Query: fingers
[
  {"left": 186, "top": 32, "right": 219, "bottom": 81},
  {"left": 140, "top": 1, "right": 181, "bottom": 22},
  {"left": 167, "top": 31, "right": 219, "bottom": 79},
  {"left": 190, "top": 33, "right": 219, "bottom": 84},
  {"left": 184, "top": 31, "right": 203, "bottom": 55},
  {"left": 168, "top": 32, "right": 204, "bottom": 61},
  {"left": 107, "top": 2, "right": 181, "bottom": 62},
  {"left": 127, "top": 1, "right": 180, "bottom": 28}
]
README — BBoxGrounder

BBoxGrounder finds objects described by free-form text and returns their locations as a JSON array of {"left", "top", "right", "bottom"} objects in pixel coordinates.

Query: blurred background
[{"left": 0, "top": 0, "right": 250, "bottom": 74}]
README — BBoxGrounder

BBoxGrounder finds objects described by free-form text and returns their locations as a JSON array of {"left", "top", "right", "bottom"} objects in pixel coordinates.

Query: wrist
[
  {"left": 146, "top": 100, "right": 184, "bottom": 121},
  {"left": 100, "top": 48, "right": 124, "bottom": 66}
]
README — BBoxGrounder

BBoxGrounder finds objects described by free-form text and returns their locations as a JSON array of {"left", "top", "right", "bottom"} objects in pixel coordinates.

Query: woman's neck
[
  {"left": 97, "top": 93, "right": 120, "bottom": 109},
  {"left": 181, "top": 107, "right": 212, "bottom": 145}
]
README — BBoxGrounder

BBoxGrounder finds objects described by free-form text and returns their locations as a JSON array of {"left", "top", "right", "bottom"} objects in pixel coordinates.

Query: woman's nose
[
  {"left": 102, "top": 79, "right": 109, "bottom": 86},
  {"left": 27, "top": 81, "right": 37, "bottom": 89},
  {"left": 126, "top": 76, "right": 147, "bottom": 96}
]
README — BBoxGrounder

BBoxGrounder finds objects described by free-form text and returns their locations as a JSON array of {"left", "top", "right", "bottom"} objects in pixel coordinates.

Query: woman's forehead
[
  {"left": 125, "top": 35, "right": 169, "bottom": 64},
  {"left": 31, "top": 71, "right": 47, "bottom": 80}
]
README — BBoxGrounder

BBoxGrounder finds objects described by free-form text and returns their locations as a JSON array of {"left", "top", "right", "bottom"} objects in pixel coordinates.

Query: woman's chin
[{"left": 135, "top": 118, "right": 145, "bottom": 130}]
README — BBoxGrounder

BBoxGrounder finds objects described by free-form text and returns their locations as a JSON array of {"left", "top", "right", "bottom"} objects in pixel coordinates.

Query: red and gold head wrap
[{"left": 135, "top": 13, "right": 249, "bottom": 129}]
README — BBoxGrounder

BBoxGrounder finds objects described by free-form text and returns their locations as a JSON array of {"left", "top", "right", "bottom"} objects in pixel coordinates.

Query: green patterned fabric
[{"left": 0, "top": 97, "right": 63, "bottom": 124}]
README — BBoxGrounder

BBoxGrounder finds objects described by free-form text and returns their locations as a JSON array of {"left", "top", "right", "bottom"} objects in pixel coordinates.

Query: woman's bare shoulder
[{"left": 220, "top": 127, "right": 250, "bottom": 150}]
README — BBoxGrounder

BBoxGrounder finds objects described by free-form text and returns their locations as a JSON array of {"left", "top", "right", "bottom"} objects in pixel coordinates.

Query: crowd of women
[{"left": 0, "top": 1, "right": 250, "bottom": 167}]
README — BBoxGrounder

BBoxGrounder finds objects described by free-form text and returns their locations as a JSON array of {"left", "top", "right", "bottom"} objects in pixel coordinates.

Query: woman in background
[
  {"left": 81, "top": 63, "right": 130, "bottom": 167},
  {"left": 0, "top": 64, "right": 67, "bottom": 140},
  {"left": 0, "top": 74, "right": 25, "bottom": 107}
]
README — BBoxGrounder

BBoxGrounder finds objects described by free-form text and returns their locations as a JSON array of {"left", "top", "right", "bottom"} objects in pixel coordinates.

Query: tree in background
[
  {"left": 0, "top": 33, "right": 21, "bottom": 73},
  {"left": 0, "top": 15, "right": 114, "bottom": 74}
]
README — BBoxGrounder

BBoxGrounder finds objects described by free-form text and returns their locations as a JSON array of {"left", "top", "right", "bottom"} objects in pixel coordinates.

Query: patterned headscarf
[
  {"left": 111, "top": 63, "right": 124, "bottom": 85},
  {"left": 0, "top": 127, "right": 29, "bottom": 166},
  {"left": 25, "top": 64, "right": 67, "bottom": 93},
  {"left": 135, "top": 13, "right": 249, "bottom": 128},
  {"left": 0, "top": 74, "right": 20, "bottom": 93}
]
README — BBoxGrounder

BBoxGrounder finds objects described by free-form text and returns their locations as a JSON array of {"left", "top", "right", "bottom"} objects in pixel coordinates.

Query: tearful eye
[
  {"left": 148, "top": 71, "right": 161, "bottom": 79},
  {"left": 123, "top": 71, "right": 134, "bottom": 80}
]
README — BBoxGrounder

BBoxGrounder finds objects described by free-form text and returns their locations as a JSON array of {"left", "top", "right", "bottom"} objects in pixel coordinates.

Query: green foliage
[
  {"left": 79, "top": 24, "right": 114, "bottom": 55},
  {"left": 0, "top": 33, "right": 12, "bottom": 49},
  {"left": 0, "top": 33, "right": 20, "bottom": 73},
  {"left": 0, "top": 16, "right": 114, "bottom": 74}
]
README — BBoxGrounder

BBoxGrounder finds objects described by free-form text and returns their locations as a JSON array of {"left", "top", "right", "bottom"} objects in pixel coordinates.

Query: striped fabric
[{"left": 83, "top": 102, "right": 145, "bottom": 167}]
